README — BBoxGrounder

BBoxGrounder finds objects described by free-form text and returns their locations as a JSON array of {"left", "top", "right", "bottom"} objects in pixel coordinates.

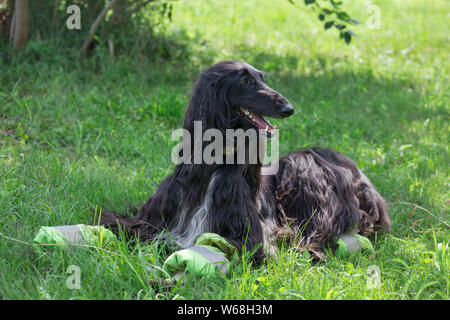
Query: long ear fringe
[{"left": 184, "top": 68, "right": 232, "bottom": 135}]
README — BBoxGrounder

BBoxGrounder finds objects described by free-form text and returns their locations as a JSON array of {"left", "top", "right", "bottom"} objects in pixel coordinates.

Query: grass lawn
[{"left": 0, "top": 0, "right": 448, "bottom": 299}]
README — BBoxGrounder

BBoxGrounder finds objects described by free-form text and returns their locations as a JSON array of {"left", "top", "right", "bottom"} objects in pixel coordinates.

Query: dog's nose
[{"left": 280, "top": 104, "right": 294, "bottom": 117}]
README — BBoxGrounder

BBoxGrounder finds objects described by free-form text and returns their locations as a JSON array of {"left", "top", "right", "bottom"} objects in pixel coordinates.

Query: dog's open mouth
[{"left": 239, "top": 107, "right": 275, "bottom": 135}]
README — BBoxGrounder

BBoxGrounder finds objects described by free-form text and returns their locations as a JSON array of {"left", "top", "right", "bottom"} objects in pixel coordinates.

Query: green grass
[{"left": 0, "top": 0, "right": 448, "bottom": 299}]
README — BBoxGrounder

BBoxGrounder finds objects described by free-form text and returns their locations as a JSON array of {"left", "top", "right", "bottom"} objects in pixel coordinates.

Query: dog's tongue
[
  {"left": 252, "top": 112, "right": 275, "bottom": 131},
  {"left": 239, "top": 108, "right": 276, "bottom": 133}
]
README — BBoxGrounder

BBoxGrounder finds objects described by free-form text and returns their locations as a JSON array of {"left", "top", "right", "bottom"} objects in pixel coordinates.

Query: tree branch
[
  {"left": 112, "top": 0, "right": 155, "bottom": 27},
  {"left": 81, "top": 0, "right": 119, "bottom": 55}
]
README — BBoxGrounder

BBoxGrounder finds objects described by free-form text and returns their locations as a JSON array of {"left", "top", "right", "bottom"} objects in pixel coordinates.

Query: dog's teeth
[{"left": 241, "top": 108, "right": 250, "bottom": 115}]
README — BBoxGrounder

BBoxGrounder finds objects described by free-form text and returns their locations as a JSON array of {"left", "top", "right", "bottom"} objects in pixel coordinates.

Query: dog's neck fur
[
  {"left": 169, "top": 132, "right": 266, "bottom": 248},
  {"left": 174, "top": 130, "right": 266, "bottom": 202}
]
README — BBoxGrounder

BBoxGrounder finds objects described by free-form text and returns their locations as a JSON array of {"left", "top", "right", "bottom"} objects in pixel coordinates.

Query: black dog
[{"left": 101, "top": 61, "right": 390, "bottom": 261}]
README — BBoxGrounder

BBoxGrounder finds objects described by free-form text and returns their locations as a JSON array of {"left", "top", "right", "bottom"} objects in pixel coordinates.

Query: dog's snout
[{"left": 280, "top": 104, "right": 294, "bottom": 117}]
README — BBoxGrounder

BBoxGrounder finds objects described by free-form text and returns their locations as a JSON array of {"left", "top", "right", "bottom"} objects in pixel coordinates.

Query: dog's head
[{"left": 185, "top": 61, "right": 294, "bottom": 136}]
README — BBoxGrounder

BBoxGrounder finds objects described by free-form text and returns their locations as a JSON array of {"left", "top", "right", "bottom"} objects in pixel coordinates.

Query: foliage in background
[
  {"left": 0, "top": 0, "right": 357, "bottom": 57},
  {"left": 291, "top": 0, "right": 359, "bottom": 43},
  {"left": 1, "top": 0, "right": 175, "bottom": 55}
]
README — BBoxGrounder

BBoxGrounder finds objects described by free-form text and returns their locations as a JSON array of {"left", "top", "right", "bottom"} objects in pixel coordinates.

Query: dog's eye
[{"left": 240, "top": 75, "right": 250, "bottom": 85}]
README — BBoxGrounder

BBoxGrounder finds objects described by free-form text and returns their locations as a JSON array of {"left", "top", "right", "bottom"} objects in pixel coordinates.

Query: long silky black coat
[{"left": 100, "top": 61, "right": 390, "bottom": 261}]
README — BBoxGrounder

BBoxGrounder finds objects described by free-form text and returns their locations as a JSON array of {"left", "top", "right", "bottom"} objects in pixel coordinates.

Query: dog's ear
[{"left": 210, "top": 83, "right": 231, "bottom": 131}]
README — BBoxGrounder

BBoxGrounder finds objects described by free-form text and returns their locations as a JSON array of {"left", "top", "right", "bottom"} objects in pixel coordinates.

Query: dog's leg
[
  {"left": 312, "top": 148, "right": 391, "bottom": 235},
  {"left": 274, "top": 149, "right": 362, "bottom": 259},
  {"left": 207, "top": 166, "right": 265, "bottom": 262},
  {"left": 274, "top": 148, "right": 390, "bottom": 258}
]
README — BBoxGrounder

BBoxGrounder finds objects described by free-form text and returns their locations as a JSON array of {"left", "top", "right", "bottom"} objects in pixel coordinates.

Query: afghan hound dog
[{"left": 100, "top": 60, "right": 390, "bottom": 261}]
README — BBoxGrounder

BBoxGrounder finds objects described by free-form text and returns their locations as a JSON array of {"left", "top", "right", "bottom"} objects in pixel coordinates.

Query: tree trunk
[
  {"left": 12, "top": 0, "right": 29, "bottom": 50},
  {"left": 0, "top": 0, "right": 13, "bottom": 42}
]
